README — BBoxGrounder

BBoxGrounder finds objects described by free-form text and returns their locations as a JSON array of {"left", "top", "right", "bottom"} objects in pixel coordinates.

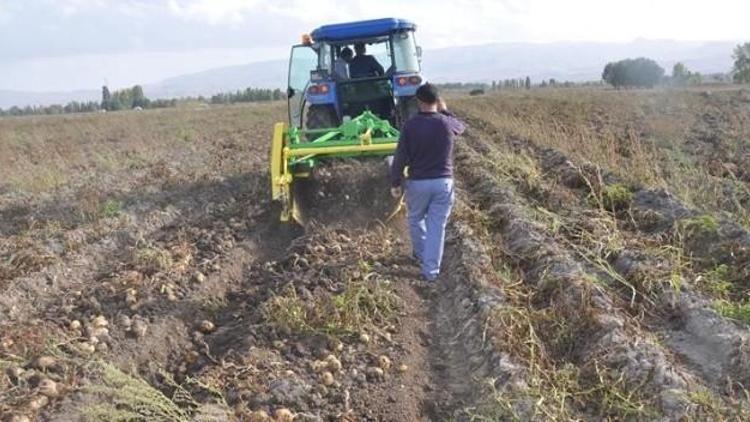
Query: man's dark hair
[
  {"left": 341, "top": 47, "right": 353, "bottom": 60},
  {"left": 416, "top": 83, "right": 439, "bottom": 105},
  {"left": 354, "top": 43, "right": 366, "bottom": 55}
]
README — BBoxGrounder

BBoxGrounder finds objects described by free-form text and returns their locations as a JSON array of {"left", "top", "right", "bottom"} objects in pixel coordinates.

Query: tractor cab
[{"left": 287, "top": 18, "right": 422, "bottom": 131}]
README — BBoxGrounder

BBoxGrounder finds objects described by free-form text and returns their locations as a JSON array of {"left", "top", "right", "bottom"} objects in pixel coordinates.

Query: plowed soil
[{"left": 3, "top": 88, "right": 750, "bottom": 421}]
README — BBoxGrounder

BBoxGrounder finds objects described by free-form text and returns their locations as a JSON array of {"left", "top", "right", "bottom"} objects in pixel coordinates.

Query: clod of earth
[
  {"left": 366, "top": 367, "right": 385, "bottom": 381},
  {"left": 131, "top": 317, "right": 148, "bottom": 338},
  {"left": 28, "top": 395, "right": 49, "bottom": 411},
  {"left": 37, "top": 379, "right": 58, "bottom": 397},
  {"left": 33, "top": 356, "right": 57, "bottom": 370}
]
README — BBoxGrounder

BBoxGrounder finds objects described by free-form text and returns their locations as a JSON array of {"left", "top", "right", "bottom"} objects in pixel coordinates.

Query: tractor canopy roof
[{"left": 311, "top": 18, "right": 416, "bottom": 43}]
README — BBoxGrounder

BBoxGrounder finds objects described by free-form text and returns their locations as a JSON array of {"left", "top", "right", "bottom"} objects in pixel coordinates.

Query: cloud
[
  {"left": 0, "top": 1, "right": 12, "bottom": 24},
  {"left": 1, "top": 0, "right": 747, "bottom": 64},
  {"left": 167, "top": 0, "right": 262, "bottom": 25}
]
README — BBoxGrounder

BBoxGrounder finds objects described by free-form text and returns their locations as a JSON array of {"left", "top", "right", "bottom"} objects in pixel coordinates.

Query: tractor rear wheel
[{"left": 305, "top": 105, "right": 338, "bottom": 131}]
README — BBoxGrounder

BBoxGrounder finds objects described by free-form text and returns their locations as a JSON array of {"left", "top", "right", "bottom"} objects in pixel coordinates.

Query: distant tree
[
  {"left": 672, "top": 62, "right": 689, "bottom": 81},
  {"left": 131, "top": 85, "right": 147, "bottom": 108},
  {"left": 109, "top": 97, "right": 123, "bottom": 111},
  {"left": 101, "top": 85, "right": 111, "bottom": 110},
  {"left": 602, "top": 58, "right": 665, "bottom": 88},
  {"left": 732, "top": 42, "right": 750, "bottom": 84}
]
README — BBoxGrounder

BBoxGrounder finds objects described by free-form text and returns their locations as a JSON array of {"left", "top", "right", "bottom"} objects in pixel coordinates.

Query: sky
[{"left": 0, "top": 0, "right": 747, "bottom": 92}]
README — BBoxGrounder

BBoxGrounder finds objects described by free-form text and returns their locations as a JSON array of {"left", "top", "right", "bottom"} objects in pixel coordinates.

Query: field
[{"left": 2, "top": 87, "right": 750, "bottom": 421}]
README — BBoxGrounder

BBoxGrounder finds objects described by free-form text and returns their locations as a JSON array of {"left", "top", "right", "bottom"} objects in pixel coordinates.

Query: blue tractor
[{"left": 287, "top": 18, "right": 423, "bottom": 131}]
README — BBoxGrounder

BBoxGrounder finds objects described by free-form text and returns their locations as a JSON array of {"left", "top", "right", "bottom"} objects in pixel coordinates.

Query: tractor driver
[{"left": 349, "top": 43, "right": 385, "bottom": 78}]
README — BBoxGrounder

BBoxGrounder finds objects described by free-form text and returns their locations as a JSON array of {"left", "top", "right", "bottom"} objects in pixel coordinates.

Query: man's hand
[
  {"left": 437, "top": 98, "right": 448, "bottom": 112},
  {"left": 390, "top": 186, "right": 403, "bottom": 199}
]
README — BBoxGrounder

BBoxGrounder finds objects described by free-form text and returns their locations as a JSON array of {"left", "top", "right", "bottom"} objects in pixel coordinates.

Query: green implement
[{"left": 270, "top": 111, "right": 399, "bottom": 223}]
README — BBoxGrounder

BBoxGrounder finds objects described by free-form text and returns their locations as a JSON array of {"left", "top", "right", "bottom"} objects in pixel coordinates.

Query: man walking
[{"left": 390, "top": 84, "right": 466, "bottom": 282}]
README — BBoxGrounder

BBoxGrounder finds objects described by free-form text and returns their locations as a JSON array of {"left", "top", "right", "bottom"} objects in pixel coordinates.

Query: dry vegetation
[{"left": 2, "top": 87, "right": 750, "bottom": 421}]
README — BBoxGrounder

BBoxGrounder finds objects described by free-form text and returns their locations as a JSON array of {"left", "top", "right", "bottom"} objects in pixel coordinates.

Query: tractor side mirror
[
  {"left": 416, "top": 46, "right": 423, "bottom": 59},
  {"left": 287, "top": 87, "right": 296, "bottom": 99}
]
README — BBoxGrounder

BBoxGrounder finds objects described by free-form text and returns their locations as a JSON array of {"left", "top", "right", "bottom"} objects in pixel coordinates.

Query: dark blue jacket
[
  {"left": 390, "top": 110, "right": 466, "bottom": 187},
  {"left": 349, "top": 55, "right": 384, "bottom": 78}
]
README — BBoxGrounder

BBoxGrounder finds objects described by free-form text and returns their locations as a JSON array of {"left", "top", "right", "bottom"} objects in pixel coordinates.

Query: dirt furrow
[
  {"left": 455, "top": 128, "right": 748, "bottom": 419},
  {"left": 461, "top": 111, "right": 750, "bottom": 396}
]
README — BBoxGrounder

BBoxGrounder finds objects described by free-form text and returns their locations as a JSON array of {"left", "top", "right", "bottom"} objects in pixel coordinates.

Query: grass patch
[
  {"left": 468, "top": 301, "right": 659, "bottom": 420},
  {"left": 101, "top": 199, "right": 123, "bottom": 218},
  {"left": 487, "top": 149, "right": 543, "bottom": 196},
  {"left": 698, "top": 264, "right": 733, "bottom": 299},
  {"left": 713, "top": 300, "right": 750, "bottom": 325},
  {"left": 677, "top": 214, "right": 720, "bottom": 238},
  {"left": 83, "top": 362, "right": 189, "bottom": 422},
  {"left": 263, "top": 263, "right": 400, "bottom": 336},
  {"left": 599, "top": 183, "right": 634, "bottom": 212},
  {"left": 133, "top": 243, "right": 173, "bottom": 275}
]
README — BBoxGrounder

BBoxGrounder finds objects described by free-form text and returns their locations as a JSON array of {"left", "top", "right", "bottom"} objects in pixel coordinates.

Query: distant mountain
[
  {"left": 145, "top": 60, "right": 287, "bottom": 99},
  {"left": 1, "top": 39, "right": 737, "bottom": 108},
  {"left": 422, "top": 39, "right": 735, "bottom": 84}
]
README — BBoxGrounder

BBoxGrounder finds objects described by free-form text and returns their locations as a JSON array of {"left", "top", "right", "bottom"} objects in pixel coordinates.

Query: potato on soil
[
  {"left": 377, "top": 355, "right": 391, "bottom": 370},
  {"left": 91, "top": 315, "right": 108, "bottom": 328},
  {"left": 198, "top": 320, "right": 216, "bottom": 333},
  {"left": 324, "top": 354, "right": 342, "bottom": 372},
  {"left": 320, "top": 371, "right": 335, "bottom": 386},
  {"left": 248, "top": 410, "right": 271, "bottom": 421},
  {"left": 274, "top": 408, "right": 294, "bottom": 422}
]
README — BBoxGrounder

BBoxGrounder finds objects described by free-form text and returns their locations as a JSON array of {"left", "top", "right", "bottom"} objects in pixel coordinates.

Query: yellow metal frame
[
  {"left": 270, "top": 122, "right": 297, "bottom": 222},
  {"left": 286, "top": 142, "right": 395, "bottom": 157}
]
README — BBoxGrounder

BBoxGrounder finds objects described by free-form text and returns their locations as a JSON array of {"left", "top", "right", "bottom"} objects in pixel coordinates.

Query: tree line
[
  {"left": 0, "top": 85, "right": 285, "bottom": 117},
  {"left": 601, "top": 41, "right": 750, "bottom": 88},
  {"left": 210, "top": 88, "right": 284, "bottom": 104}
]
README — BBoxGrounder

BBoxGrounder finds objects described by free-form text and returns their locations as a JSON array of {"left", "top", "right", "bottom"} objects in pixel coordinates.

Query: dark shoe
[
  {"left": 422, "top": 274, "right": 438, "bottom": 283},
  {"left": 410, "top": 252, "right": 422, "bottom": 267}
]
